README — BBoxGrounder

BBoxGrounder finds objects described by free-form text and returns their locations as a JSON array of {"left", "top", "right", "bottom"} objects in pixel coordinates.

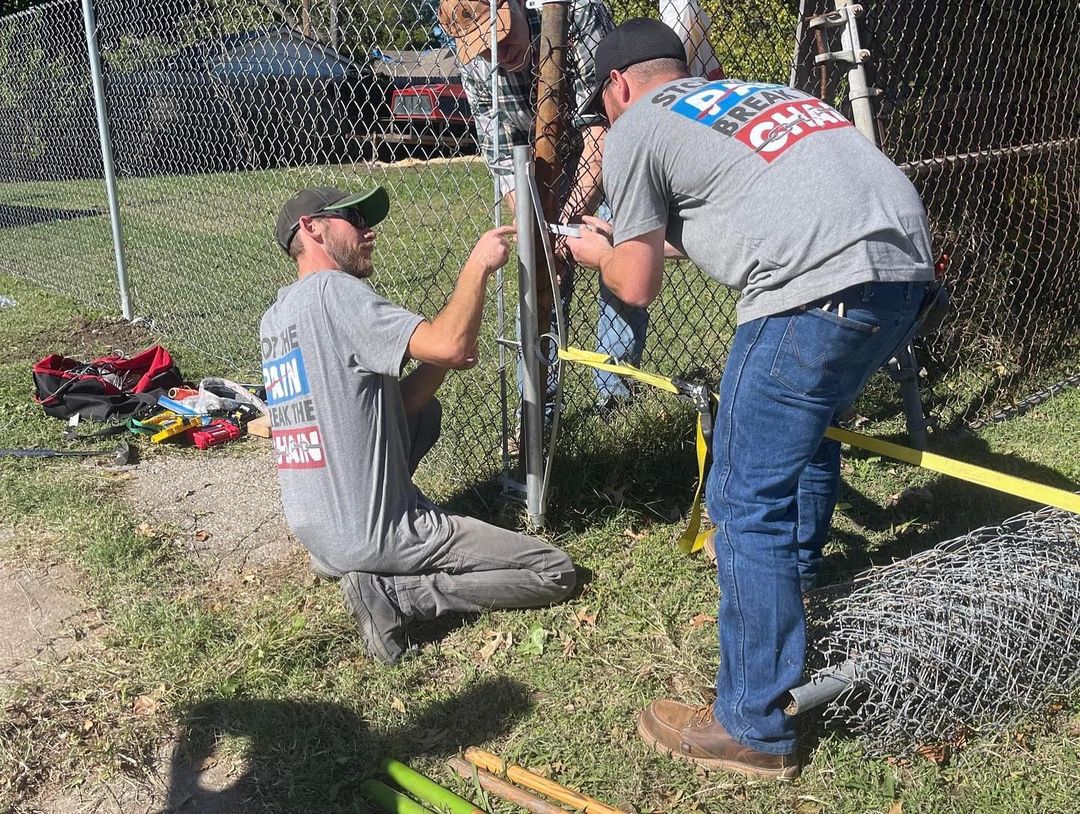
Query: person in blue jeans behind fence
[
  {"left": 568, "top": 19, "right": 934, "bottom": 780},
  {"left": 439, "top": 0, "right": 649, "bottom": 416}
]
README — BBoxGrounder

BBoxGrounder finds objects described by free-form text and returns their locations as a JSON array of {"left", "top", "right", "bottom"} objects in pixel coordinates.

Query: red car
[{"left": 383, "top": 83, "right": 476, "bottom": 154}]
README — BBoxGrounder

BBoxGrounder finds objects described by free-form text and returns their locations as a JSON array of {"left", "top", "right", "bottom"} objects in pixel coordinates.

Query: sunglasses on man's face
[{"left": 312, "top": 208, "right": 369, "bottom": 231}]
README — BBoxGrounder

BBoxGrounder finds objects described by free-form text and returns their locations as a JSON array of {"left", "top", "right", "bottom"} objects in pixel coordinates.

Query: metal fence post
[
  {"left": 832, "top": 0, "right": 875, "bottom": 143},
  {"left": 80, "top": 0, "right": 131, "bottom": 321},
  {"left": 513, "top": 145, "right": 545, "bottom": 528},
  {"left": 822, "top": 0, "right": 931, "bottom": 448}
]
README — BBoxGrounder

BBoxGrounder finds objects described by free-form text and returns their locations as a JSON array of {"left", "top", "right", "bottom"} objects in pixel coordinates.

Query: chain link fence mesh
[
  {"left": 807, "top": 506, "right": 1080, "bottom": 754},
  {"left": 1, "top": 0, "right": 1079, "bottom": 492}
]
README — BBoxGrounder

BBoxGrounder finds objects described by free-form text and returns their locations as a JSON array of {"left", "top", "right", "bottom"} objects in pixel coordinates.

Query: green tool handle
[
  {"left": 362, "top": 779, "right": 433, "bottom": 814},
  {"left": 381, "top": 758, "right": 485, "bottom": 814}
]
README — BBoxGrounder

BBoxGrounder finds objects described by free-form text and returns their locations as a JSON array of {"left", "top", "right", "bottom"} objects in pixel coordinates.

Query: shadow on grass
[
  {"left": 438, "top": 396, "right": 703, "bottom": 537},
  {"left": 165, "top": 676, "right": 530, "bottom": 813},
  {"left": 816, "top": 430, "right": 1080, "bottom": 585}
]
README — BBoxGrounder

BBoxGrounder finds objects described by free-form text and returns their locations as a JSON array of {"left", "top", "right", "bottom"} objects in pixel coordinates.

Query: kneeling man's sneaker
[
  {"left": 340, "top": 572, "right": 408, "bottom": 666},
  {"left": 637, "top": 699, "right": 800, "bottom": 781}
]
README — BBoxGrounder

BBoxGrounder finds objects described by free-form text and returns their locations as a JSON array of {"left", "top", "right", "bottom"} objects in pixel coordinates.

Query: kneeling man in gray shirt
[{"left": 261, "top": 184, "right": 576, "bottom": 665}]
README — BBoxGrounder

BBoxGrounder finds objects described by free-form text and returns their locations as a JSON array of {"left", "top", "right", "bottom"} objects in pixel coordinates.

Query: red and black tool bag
[{"left": 32, "top": 345, "right": 184, "bottom": 421}]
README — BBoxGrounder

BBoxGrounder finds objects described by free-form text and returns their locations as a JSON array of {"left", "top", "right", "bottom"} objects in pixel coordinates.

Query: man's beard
[{"left": 325, "top": 232, "right": 374, "bottom": 279}]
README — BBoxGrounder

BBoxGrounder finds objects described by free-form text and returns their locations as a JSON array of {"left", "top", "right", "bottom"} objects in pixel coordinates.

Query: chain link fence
[{"left": 1, "top": 0, "right": 1079, "bottom": 495}]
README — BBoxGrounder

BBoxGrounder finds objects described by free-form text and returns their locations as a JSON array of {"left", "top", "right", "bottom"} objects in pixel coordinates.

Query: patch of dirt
[
  {"left": 0, "top": 548, "right": 91, "bottom": 684},
  {"left": 121, "top": 447, "right": 302, "bottom": 581},
  {"left": 30, "top": 737, "right": 254, "bottom": 814},
  {"left": 20, "top": 316, "right": 160, "bottom": 364}
]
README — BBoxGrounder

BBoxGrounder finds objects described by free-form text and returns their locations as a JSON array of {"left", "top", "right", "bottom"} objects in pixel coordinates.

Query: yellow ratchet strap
[
  {"left": 557, "top": 347, "right": 680, "bottom": 395},
  {"left": 825, "top": 426, "right": 1080, "bottom": 515},
  {"left": 557, "top": 347, "right": 712, "bottom": 552},
  {"left": 556, "top": 345, "right": 1080, "bottom": 553},
  {"left": 677, "top": 415, "right": 713, "bottom": 554}
]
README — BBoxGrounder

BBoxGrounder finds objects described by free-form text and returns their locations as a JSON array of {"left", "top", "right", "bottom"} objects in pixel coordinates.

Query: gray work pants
[{"left": 339, "top": 399, "right": 576, "bottom": 621}]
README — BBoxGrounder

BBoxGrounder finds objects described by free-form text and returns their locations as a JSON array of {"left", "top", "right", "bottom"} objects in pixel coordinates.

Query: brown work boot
[{"left": 637, "top": 699, "right": 800, "bottom": 781}]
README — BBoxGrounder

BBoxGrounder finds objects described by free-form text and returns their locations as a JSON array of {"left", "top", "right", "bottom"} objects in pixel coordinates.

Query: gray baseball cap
[{"left": 275, "top": 186, "right": 390, "bottom": 252}]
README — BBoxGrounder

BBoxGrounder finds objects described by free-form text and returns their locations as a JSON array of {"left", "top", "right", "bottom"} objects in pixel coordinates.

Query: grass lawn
[
  {"left": 0, "top": 161, "right": 742, "bottom": 492},
  {"left": 0, "top": 268, "right": 1079, "bottom": 813}
]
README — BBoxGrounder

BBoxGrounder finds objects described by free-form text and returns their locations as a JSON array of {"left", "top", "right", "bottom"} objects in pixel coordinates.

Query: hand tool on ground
[
  {"left": 157, "top": 395, "right": 201, "bottom": 416},
  {"left": 380, "top": 758, "right": 486, "bottom": 814},
  {"left": 446, "top": 757, "right": 564, "bottom": 814},
  {"left": 150, "top": 414, "right": 205, "bottom": 443},
  {"left": 464, "top": 748, "right": 627, "bottom": 814},
  {"left": 362, "top": 779, "right": 434, "bottom": 814},
  {"left": 0, "top": 441, "right": 132, "bottom": 466},
  {"left": 189, "top": 417, "right": 241, "bottom": 449}
]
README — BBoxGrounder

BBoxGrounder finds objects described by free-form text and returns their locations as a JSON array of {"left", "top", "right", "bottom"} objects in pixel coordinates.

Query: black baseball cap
[
  {"left": 275, "top": 186, "right": 390, "bottom": 252},
  {"left": 582, "top": 18, "right": 688, "bottom": 118}
]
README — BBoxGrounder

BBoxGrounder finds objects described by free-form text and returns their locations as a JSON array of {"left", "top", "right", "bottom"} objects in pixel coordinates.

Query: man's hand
[
  {"left": 565, "top": 215, "right": 614, "bottom": 270},
  {"left": 467, "top": 225, "right": 516, "bottom": 276}
]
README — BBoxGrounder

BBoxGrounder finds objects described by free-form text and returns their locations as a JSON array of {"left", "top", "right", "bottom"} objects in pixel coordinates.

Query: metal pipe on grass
[
  {"left": 380, "top": 758, "right": 485, "bottom": 814},
  {"left": 785, "top": 660, "right": 859, "bottom": 716}
]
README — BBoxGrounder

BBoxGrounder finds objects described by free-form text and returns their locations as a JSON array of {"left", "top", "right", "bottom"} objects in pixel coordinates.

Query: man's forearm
[
  {"left": 428, "top": 263, "right": 489, "bottom": 364},
  {"left": 599, "top": 244, "right": 664, "bottom": 308},
  {"left": 400, "top": 363, "right": 448, "bottom": 415},
  {"left": 561, "top": 126, "right": 606, "bottom": 222}
]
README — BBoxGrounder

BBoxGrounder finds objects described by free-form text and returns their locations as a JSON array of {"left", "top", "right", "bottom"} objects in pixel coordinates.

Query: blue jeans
[
  {"left": 706, "top": 280, "right": 927, "bottom": 754},
  {"left": 591, "top": 199, "right": 648, "bottom": 403},
  {"left": 517, "top": 260, "right": 650, "bottom": 414}
]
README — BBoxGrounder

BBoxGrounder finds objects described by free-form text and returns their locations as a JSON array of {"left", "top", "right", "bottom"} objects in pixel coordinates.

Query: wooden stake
[
  {"left": 446, "top": 757, "right": 564, "bottom": 814},
  {"left": 464, "top": 748, "right": 627, "bottom": 814},
  {"left": 531, "top": 0, "right": 571, "bottom": 386}
]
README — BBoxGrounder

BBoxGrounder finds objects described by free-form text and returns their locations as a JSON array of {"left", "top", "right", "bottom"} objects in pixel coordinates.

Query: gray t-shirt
[
  {"left": 603, "top": 77, "right": 935, "bottom": 322},
  {"left": 259, "top": 271, "right": 448, "bottom": 573}
]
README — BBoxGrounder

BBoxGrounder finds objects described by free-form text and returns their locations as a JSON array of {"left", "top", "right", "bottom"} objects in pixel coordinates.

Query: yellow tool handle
[
  {"left": 150, "top": 416, "right": 201, "bottom": 444},
  {"left": 825, "top": 426, "right": 1080, "bottom": 515},
  {"left": 464, "top": 748, "right": 627, "bottom": 814}
]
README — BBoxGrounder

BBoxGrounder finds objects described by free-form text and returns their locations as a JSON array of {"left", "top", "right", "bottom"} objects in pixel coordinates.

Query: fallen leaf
[
  {"left": 888, "top": 801, "right": 903, "bottom": 814},
  {"left": 834, "top": 502, "right": 853, "bottom": 511},
  {"left": 623, "top": 527, "right": 646, "bottom": 541},
  {"left": 914, "top": 742, "right": 949, "bottom": 765},
  {"left": 135, "top": 522, "right": 155, "bottom": 538},
  {"left": 477, "top": 630, "right": 512, "bottom": 663},
  {"left": 573, "top": 607, "right": 597, "bottom": 628},
  {"left": 561, "top": 634, "right": 575, "bottom": 658},
  {"left": 81, "top": 718, "right": 95, "bottom": 733},
  {"left": 689, "top": 613, "right": 717, "bottom": 629},
  {"left": 133, "top": 695, "right": 159, "bottom": 716},
  {"left": 194, "top": 530, "right": 211, "bottom": 542},
  {"left": 390, "top": 697, "right": 407, "bottom": 714}
]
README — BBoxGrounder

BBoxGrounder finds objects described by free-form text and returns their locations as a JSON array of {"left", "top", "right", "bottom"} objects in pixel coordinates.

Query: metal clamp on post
[
  {"left": 674, "top": 379, "right": 714, "bottom": 447},
  {"left": 809, "top": 5, "right": 869, "bottom": 66},
  {"left": 524, "top": 0, "right": 569, "bottom": 8}
]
